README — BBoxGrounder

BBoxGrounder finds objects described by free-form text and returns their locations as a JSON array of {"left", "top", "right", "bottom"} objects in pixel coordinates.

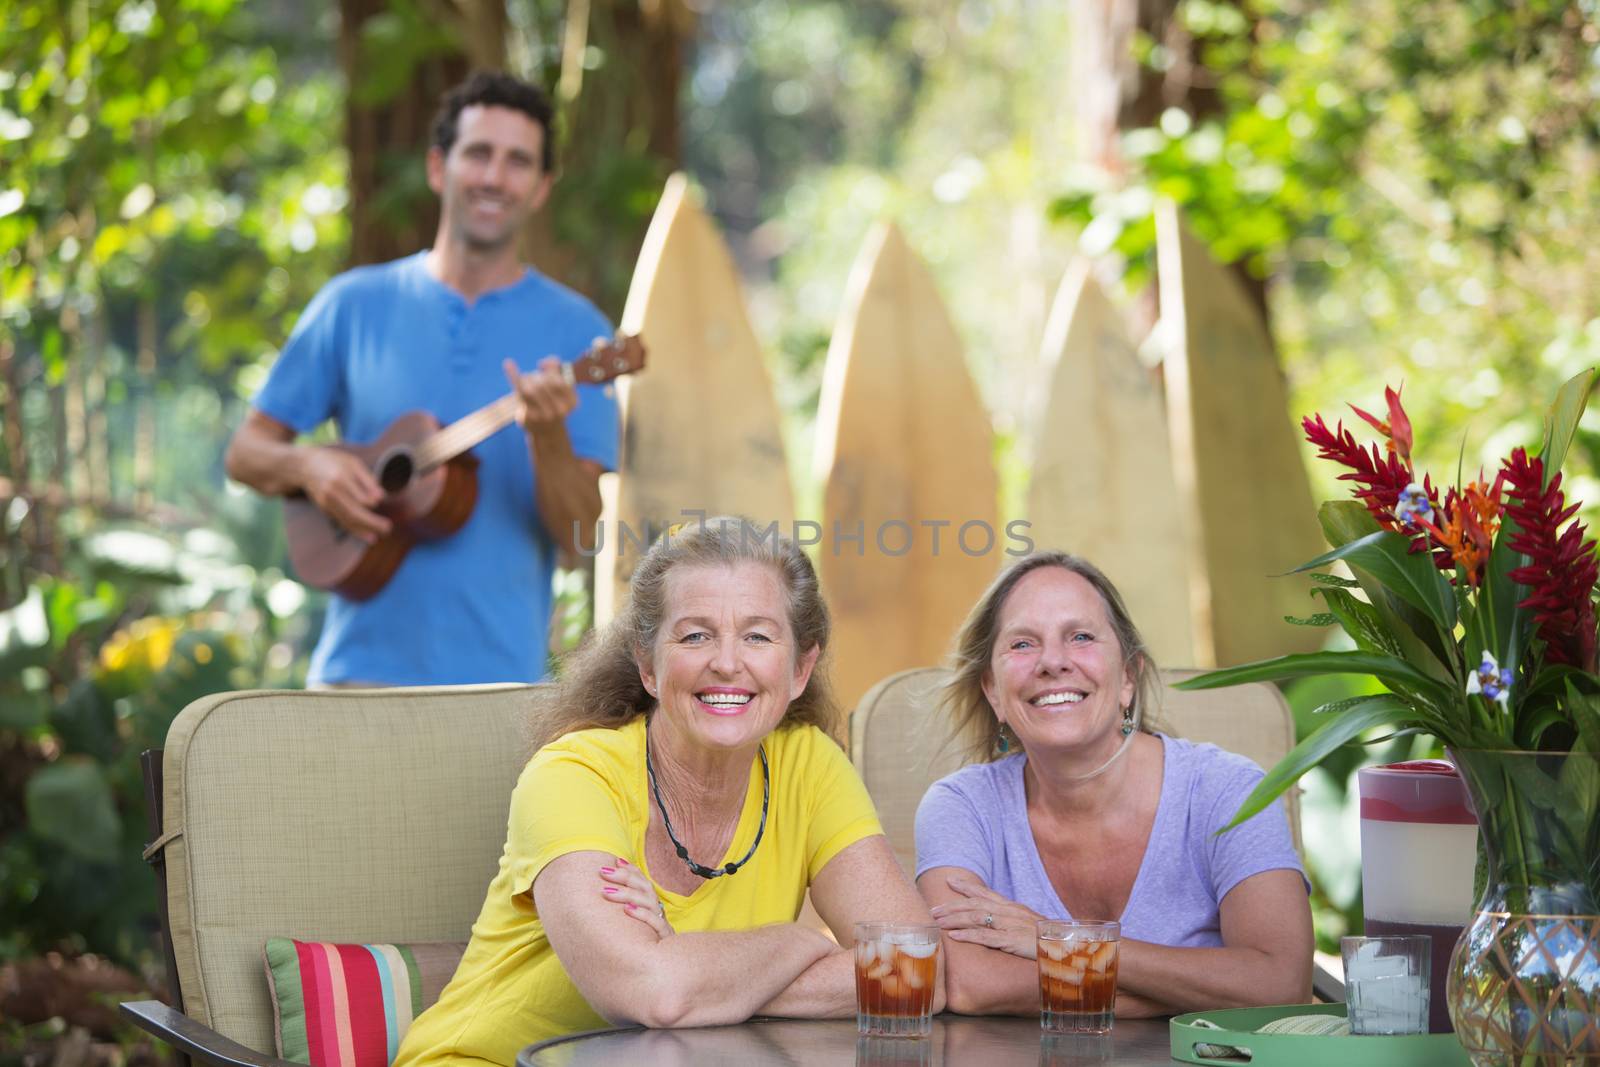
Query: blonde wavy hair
[
  {"left": 531, "top": 517, "right": 840, "bottom": 752},
  {"left": 943, "top": 551, "right": 1164, "bottom": 763}
]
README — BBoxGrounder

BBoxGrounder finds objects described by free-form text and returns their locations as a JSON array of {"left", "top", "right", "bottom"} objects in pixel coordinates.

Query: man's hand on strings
[{"left": 504, "top": 356, "right": 578, "bottom": 433}]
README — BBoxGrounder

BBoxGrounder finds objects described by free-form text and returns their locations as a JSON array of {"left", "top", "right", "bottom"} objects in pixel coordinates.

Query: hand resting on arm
[
  {"left": 924, "top": 867, "right": 1310, "bottom": 1017},
  {"left": 592, "top": 834, "right": 944, "bottom": 1021},
  {"left": 534, "top": 850, "right": 834, "bottom": 1029}
]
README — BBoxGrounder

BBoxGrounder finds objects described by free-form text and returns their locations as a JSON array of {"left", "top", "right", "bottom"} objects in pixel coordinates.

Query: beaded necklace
[{"left": 645, "top": 725, "right": 769, "bottom": 879}]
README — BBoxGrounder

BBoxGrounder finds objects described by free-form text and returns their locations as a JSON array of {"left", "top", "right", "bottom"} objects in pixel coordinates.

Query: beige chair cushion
[
  {"left": 159, "top": 684, "right": 550, "bottom": 1054},
  {"left": 849, "top": 666, "right": 1303, "bottom": 875}
]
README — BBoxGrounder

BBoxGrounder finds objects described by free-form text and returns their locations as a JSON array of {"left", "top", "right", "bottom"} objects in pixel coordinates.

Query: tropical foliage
[
  {"left": 1179, "top": 369, "right": 1600, "bottom": 834},
  {"left": 7, "top": 0, "right": 1600, "bottom": 1042}
]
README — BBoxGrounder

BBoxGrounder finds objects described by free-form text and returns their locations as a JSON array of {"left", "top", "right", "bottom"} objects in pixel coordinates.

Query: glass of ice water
[{"left": 1341, "top": 934, "right": 1431, "bottom": 1035}]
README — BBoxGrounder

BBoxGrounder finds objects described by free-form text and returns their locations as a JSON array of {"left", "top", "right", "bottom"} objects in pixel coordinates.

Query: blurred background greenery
[{"left": 5, "top": 0, "right": 1600, "bottom": 1060}]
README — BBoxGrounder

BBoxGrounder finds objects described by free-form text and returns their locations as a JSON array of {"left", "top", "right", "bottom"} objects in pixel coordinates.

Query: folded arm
[
  {"left": 1116, "top": 869, "right": 1312, "bottom": 1012},
  {"left": 755, "top": 834, "right": 944, "bottom": 1019},
  {"left": 535, "top": 850, "right": 835, "bottom": 1029},
  {"left": 921, "top": 866, "right": 1311, "bottom": 1017},
  {"left": 919, "top": 866, "right": 1039, "bottom": 1015}
]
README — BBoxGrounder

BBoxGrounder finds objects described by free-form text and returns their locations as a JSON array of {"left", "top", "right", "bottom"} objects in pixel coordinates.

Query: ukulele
[{"left": 284, "top": 334, "right": 646, "bottom": 600}]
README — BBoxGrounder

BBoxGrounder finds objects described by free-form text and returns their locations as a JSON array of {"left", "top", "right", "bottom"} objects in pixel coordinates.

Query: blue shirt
[
  {"left": 254, "top": 252, "right": 620, "bottom": 685},
  {"left": 914, "top": 735, "right": 1307, "bottom": 947}
]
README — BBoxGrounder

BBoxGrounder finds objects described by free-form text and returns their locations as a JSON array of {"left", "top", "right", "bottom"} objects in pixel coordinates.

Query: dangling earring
[
  {"left": 997, "top": 724, "right": 1012, "bottom": 754},
  {"left": 1120, "top": 704, "right": 1135, "bottom": 737}
]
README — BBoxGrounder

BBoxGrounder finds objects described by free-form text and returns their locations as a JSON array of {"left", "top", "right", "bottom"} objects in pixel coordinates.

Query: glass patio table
[{"left": 518, "top": 1015, "right": 1178, "bottom": 1066}]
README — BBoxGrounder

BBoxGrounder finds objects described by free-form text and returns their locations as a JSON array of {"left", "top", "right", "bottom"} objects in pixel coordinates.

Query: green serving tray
[{"left": 1170, "top": 1004, "right": 1475, "bottom": 1066}]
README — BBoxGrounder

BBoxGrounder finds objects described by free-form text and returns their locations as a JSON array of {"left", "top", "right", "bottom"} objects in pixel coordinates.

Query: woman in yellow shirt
[{"left": 394, "top": 518, "right": 939, "bottom": 1065}]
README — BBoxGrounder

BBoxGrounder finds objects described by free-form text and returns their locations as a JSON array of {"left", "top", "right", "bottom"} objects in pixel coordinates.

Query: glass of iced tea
[
  {"left": 854, "top": 922, "right": 940, "bottom": 1038},
  {"left": 1037, "top": 919, "right": 1120, "bottom": 1034}
]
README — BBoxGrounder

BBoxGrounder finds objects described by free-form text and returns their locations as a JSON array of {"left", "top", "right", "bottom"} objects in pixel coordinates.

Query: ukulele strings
[
  {"left": 413, "top": 347, "right": 608, "bottom": 469},
  {"left": 414, "top": 395, "right": 522, "bottom": 470}
]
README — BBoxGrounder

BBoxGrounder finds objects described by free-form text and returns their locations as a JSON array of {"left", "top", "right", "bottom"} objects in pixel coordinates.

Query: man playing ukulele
[{"left": 225, "top": 72, "right": 618, "bottom": 686}]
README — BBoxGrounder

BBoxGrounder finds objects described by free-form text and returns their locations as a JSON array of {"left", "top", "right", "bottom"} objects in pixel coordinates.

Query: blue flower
[
  {"left": 1393, "top": 482, "right": 1435, "bottom": 527},
  {"left": 1465, "top": 651, "right": 1512, "bottom": 708}
]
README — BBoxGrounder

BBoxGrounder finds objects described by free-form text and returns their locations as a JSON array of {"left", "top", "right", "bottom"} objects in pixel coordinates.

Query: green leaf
[
  {"left": 1316, "top": 587, "right": 1403, "bottom": 658},
  {"left": 0, "top": 586, "right": 52, "bottom": 677},
  {"left": 1501, "top": 754, "right": 1566, "bottom": 812},
  {"left": 44, "top": 581, "right": 83, "bottom": 649},
  {"left": 1476, "top": 505, "right": 1531, "bottom": 686},
  {"left": 1285, "top": 612, "right": 1337, "bottom": 626},
  {"left": 1538, "top": 366, "right": 1598, "bottom": 487},
  {"left": 1221, "top": 696, "right": 1411, "bottom": 831},
  {"left": 1562, "top": 681, "right": 1600, "bottom": 756},
  {"left": 80, "top": 529, "right": 185, "bottom": 586},
  {"left": 0, "top": 691, "right": 49, "bottom": 731},
  {"left": 1173, "top": 649, "right": 1453, "bottom": 712},
  {"left": 24, "top": 758, "right": 121, "bottom": 863},
  {"left": 1519, "top": 704, "right": 1568, "bottom": 747},
  {"left": 1319, "top": 502, "right": 1455, "bottom": 678},
  {"left": 1308, "top": 572, "right": 1361, "bottom": 588},
  {"left": 1293, "top": 528, "right": 1457, "bottom": 632},
  {"left": 49, "top": 680, "right": 120, "bottom": 763},
  {"left": 1360, "top": 727, "right": 1430, "bottom": 745},
  {"left": 1557, "top": 754, "right": 1599, "bottom": 833},
  {"left": 1312, "top": 694, "right": 1385, "bottom": 716},
  {"left": 1318, "top": 499, "right": 1385, "bottom": 548},
  {"left": 1524, "top": 664, "right": 1600, "bottom": 701}
]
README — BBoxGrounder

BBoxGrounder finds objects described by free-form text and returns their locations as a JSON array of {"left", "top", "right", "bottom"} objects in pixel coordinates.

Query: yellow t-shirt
[{"left": 392, "top": 717, "right": 882, "bottom": 1066}]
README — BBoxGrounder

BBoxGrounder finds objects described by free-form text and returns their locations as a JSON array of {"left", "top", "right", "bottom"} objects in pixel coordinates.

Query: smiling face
[
  {"left": 426, "top": 104, "right": 551, "bottom": 252},
  {"left": 638, "top": 561, "right": 820, "bottom": 758},
  {"left": 981, "top": 566, "right": 1136, "bottom": 758}
]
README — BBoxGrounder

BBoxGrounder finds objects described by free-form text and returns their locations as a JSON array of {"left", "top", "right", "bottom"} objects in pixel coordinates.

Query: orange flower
[{"left": 1418, "top": 476, "right": 1504, "bottom": 586}]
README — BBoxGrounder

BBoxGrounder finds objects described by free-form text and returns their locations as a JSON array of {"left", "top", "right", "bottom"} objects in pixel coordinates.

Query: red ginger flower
[
  {"left": 1503, "top": 448, "right": 1599, "bottom": 671},
  {"left": 1302, "top": 413, "right": 1436, "bottom": 533},
  {"left": 1349, "top": 384, "right": 1415, "bottom": 466},
  {"left": 1303, "top": 402, "right": 1451, "bottom": 573}
]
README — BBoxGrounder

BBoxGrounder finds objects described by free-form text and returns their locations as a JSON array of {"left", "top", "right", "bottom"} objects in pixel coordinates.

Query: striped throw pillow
[{"left": 263, "top": 938, "right": 466, "bottom": 1067}]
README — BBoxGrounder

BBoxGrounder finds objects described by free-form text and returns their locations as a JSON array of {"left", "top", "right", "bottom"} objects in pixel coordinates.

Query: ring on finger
[{"left": 984, "top": 913, "right": 995, "bottom": 928}]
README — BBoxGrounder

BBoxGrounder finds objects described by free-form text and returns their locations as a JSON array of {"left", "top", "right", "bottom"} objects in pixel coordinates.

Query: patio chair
[
  {"left": 122, "top": 669, "right": 1335, "bottom": 1065},
  {"left": 850, "top": 665, "right": 1342, "bottom": 1001},
  {"left": 120, "top": 684, "right": 548, "bottom": 1065}
]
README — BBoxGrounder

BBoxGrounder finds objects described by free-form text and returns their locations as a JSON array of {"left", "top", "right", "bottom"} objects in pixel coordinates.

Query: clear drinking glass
[
  {"left": 1038, "top": 1032, "right": 1114, "bottom": 1065},
  {"left": 854, "top": 922, "right": 941, "bottom": 1038},
  {"left": 1037, "top": 919, "right": 1120, "bottom": 1034},
  {"left": 855, "top": 1034, "right": 934, "bottom": 1066},
  {"left": 1341, "top": 934, "right": 1431, "bottom": 1035}
]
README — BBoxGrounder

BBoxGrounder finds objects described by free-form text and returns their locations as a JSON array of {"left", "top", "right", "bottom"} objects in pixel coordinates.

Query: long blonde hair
[
  {"left": 943, "top": 551, "right": 1163, "bottom": 763},
  {"left": 532, "top": 517, "right": 840, "bottom": 752}
]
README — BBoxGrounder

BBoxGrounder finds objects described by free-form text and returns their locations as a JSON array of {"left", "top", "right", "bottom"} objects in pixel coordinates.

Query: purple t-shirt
[{"left": 914, "top": 734, "right": 1306, "bottom": 948}]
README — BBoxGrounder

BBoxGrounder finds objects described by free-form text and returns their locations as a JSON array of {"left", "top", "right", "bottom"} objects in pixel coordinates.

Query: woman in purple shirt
[{"left": 915, "top": 551, "right": 1312, "bottom": 1017}]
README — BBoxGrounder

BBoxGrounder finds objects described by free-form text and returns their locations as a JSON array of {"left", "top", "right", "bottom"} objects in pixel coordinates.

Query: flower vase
[{"left": 1447, "top": 748, "right": 1600, "bottom": 1066}]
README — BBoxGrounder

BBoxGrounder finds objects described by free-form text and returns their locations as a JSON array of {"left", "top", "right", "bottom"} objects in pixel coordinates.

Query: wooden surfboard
[
  {"left": 1025, "top": 261, "right": 1198, "bottom": 666},
  {"left": 815, "top": 223, "right": 1001, "bottom": 709},
  {"left": 597, "top": 174, "right": 796, "bottom": 623},
  {"left": 1156, "top": 202, "right": 1326, "bottom": 666}
]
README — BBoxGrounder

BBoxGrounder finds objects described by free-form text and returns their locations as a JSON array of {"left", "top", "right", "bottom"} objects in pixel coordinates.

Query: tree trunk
[
  {"left": 86, "top": 302, "right": 109, "bottom": 503},
  {"left": 0, "top": 333, "right": 26, "bottom": 493},
  {"left": 1071, "top": 0, "right": 1265, "bottom": 327},
  {"left": 0, "top": 332, "right": 29, "bottom": 605},
  {"left": 133, "top": 296, "right": 156, "bottom": 511},
  {"left": 522, "top": 0, "right": 692, "bottom": 315},
  {"left": 337, "top": 0, "right": 505, "bottom": 267}
]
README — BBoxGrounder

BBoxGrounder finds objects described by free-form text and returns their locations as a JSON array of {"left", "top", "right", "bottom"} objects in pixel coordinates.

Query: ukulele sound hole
[{"left": 377, "top": 452, "right": 414, "bottom": 493}]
